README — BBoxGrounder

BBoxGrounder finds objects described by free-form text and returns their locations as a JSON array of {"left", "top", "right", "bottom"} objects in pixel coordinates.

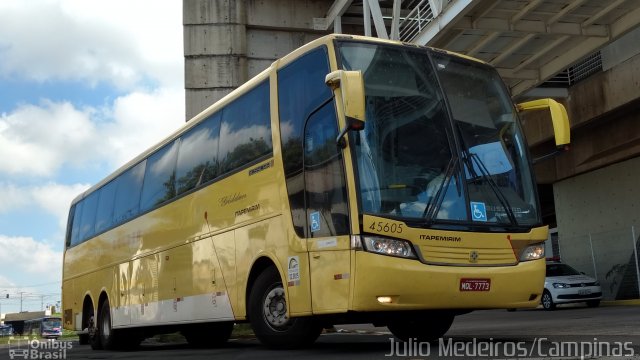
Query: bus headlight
[
  {"left": 362, "top": 236, "right": 417, "bottom": 259},
  {"left": 519, "top": 243, "right": 544, "bottom": 261}
]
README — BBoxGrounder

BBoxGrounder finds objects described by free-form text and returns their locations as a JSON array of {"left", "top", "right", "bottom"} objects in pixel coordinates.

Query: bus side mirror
[
  {"left": 325, "top": 70, "right": 366, "bottom": 148},
  {"left": 517, "top": 98, "right": 570, "bottom": 163},
  {"left": 516, "top": 98, "right": 570, "bottom": 148}
]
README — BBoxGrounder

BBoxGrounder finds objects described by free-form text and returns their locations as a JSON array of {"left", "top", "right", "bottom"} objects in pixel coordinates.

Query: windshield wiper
[
  {"left": 468, "top": 152, "right": 518, "bottom": 225},
  {"left": 455, "top": 122, "right": 518, "bottom": 225},
  {"left": 420, "top": 156, "right": 459, "bottom": 224}
]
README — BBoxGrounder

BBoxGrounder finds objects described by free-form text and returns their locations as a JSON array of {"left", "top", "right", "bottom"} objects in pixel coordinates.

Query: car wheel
[
  {"left": 586, "top": 300, "right": 600, "bottom": 308},
  {"left": 541, "top": 290, "right": 556, "bottom": 310},
  {"left": 249, "top": 267, "right": 321, "bottom": 348}
]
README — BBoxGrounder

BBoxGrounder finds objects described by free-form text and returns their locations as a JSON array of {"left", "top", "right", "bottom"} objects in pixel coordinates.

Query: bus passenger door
[{"left": 304, "top": 101, "right": 351, "bottom": 313}]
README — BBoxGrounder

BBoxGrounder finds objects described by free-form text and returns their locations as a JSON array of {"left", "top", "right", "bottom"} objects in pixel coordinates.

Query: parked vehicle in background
[
  {"left": 0, "top": 324, "right": 14, "bottom": 336},
  {"left": 23, "top": 317, "right": 62, "bottom": 339},
  {"left": 542, "top": 261, "right": 602, "bottom": 310}
]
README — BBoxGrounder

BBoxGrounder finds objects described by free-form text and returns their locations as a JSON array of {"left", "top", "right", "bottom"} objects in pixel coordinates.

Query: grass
[{"left": 231, "top": 323, "right": 254, "bottom": 338}]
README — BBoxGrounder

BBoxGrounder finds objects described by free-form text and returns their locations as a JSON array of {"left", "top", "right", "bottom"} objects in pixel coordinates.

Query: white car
[{"left": 542, "top": 262, "right": 602, "bottom": 310}]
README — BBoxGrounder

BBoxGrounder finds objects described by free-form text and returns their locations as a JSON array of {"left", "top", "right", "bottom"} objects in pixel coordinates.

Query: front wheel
[
  {"left": 249, "top": 267, "right": 321, "bottom": 348},
  {"left": 541, "top": 290, "right": 556, "bottom": 310},
  {"left": 388, "top": 312, "right": 455, "bottom": 342}
]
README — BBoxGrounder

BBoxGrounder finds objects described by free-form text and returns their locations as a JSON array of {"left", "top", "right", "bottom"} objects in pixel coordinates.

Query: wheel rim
[
  {"left": 542, "top": 293, "right": 551, "bottom": 308},
  {"left": 101, "top": 308, "right": 111, "bottom": 337},
  {"left": 262, "top": 284, "right": 290, "bottom": 331}
]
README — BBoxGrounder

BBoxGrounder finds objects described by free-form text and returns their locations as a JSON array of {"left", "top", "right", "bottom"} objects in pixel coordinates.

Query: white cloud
[
  {"left": 0, "top": 0, "right": 183, "bottom": 89},
  {"left": 0, "top": 183, "right": 29, "bottom": 213},
  {"left": 0, "top": 101, "right": 98, "bottom": 177},
  {"left": 0, "top": 182, "right": 89, "bottom": 231},
  {"left": 0, "top": 274, "right": 16, "bottom": 287},
  {"left": 104, "top": 87, "right": 186, "bottom": 167},
  {"left": 0, "top": 235, "right": 62, "bottom": 281},
  {"left": 0, "top": 88, "right": 184, "bottom": 178},
  {"left": 32, "top": 183, "right": 91, "bottom": 229}
]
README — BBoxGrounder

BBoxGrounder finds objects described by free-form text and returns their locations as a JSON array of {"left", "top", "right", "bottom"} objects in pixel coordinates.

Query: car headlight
[
  {"left": 553, "top": 283, "right": 570, "bottom": 288},
  {"left": 519, "top": 243, "right": 544, "bottom": 261},
  {"left": 362, "top": 236, "right": 417, "bottom": 259},
  {"left": 594, "top": 281, "right": 600, "bottom": 286}
]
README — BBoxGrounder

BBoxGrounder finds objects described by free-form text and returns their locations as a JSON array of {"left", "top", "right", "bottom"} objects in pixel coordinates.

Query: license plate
[
  {"left": 578, "top": 289, "right": 591, "bottom": 295},
  {"left": 460, "top": 278, "right": 491, "bottom": 291}
]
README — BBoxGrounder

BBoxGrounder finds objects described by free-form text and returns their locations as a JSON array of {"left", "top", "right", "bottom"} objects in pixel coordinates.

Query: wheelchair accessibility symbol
[
  {"left": 310, "top": 211, "right": 321, "bottom": 232},
  {"left": 470, "top": 202, "right": 487, "bottom": 222}
]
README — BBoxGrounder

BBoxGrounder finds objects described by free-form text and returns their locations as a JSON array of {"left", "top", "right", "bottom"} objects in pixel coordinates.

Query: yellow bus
[{"left": 62, "top": 34, "right": 569, "bottom": 350}]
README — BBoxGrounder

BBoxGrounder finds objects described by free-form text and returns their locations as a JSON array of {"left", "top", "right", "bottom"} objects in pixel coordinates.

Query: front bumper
[
  {"left": 352, "top": 251, "right": 545, "bottom": 311},
  {"left": 550, "top": 286, "right": 603, "bottom": 304}
]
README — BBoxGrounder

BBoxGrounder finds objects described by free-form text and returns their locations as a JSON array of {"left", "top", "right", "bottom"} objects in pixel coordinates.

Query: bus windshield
[
  {"left": 337, "top": 41, "right": 539, "bottom": 228},
  {"left": 42, "top": 318, "right": 61, "bottom": 330}
]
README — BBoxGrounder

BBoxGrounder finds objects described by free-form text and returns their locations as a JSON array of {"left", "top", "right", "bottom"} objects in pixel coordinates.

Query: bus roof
[{"left": 70, "top": 34, "right": 485, "bottom": 206}]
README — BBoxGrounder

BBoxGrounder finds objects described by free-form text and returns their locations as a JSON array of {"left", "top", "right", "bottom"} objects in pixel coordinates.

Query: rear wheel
[
  {"left": 88, "top": 314, "right": 102, "bottom": 350},
  {"left": 97, "top": 300, "right": 140, "bottom": 350},
  {"left": 541, "top": 290, "right": 556, "bottom": 310},
  {"left": 249, "top": 267, "right": 321, "bottom": 348},
  {"left": 388, "top": 312, "right": 455, "bottom": 342},
  {"left": 182, "top": 322, "right": 233, "bottom": 348}
]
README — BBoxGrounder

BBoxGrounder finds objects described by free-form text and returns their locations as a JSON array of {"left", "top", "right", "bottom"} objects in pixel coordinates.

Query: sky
[{"left": 0, "top": 0, "right": 185, "bottom": 314}]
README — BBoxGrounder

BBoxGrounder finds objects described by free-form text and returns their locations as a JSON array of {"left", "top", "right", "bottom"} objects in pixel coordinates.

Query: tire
[
  {"left": 249, "top": 267, "right": 322, "bottom": 348},
  {"left": 97, "top": 300, "right": 140, "bottom": 351},
  {"left": 388, "top": 312, "right": 455, "bottom": 342},
  {"left": 586, "top": 300, "right": 600, "bottom": 308},
  {"left": 182, "top": 322, "right": 233, "bottom": 348},
  {"left": 541, "top": 290, "right": 556, "bottom": 310},
  {"left": 88, "top": 314, "right": 102, "bottom": 350}
]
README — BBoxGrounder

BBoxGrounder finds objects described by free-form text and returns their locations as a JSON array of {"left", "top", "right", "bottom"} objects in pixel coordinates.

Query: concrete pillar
[
  {"left": 183, "top": 0, "right": 331, "bottom": 120},
  {"left": 184, "top": 0, "right": 247, "bottom": 120}
]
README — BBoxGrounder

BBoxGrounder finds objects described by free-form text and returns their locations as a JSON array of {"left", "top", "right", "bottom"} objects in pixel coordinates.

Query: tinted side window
[
  {"left": 65, "top": 205, "right": 76, "bottom": 248},
  {"left": 278, "top": 47, "right": 332, "bottom": 237},
  {"left": 219, "top": 81, "right": 272, "bottom": 174},
  {"left": 78, "top": 191, "right": 99, "bottom": 242},
  {"left": 176, "top": 113, "right": 221, "bottom": 195},
  {"left": 113, "top": 161, "right": 146, "bottom": 224},
  {"left": 140, "top": 141, "right": 179, "bottom": 212},
  {"left": 70, "top": 201, "right": 84, "bottom": 247},
  {"left": 279, "top": 47, "right": 332, "bottom": 177},
  {"left": 304, "top": 102, "right": 349, "bottom": 238},
  {"left": 95, "top": 179, "right": 117, "bottom": 234}
]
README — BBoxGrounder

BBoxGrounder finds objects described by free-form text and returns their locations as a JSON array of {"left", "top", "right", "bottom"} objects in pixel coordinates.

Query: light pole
[
  {"left": 18, "top": 292, "right": 27, "bottom": 312},
  {"left": 0, "top": 291, "right": 7, "bottom": 320}
]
